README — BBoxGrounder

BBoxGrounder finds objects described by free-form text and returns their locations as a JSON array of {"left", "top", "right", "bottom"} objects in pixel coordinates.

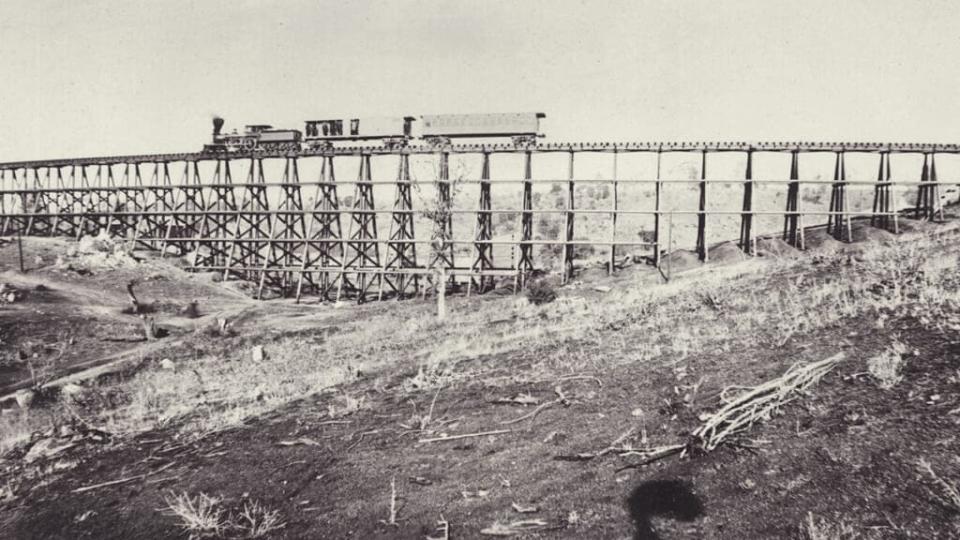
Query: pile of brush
[{"left": 692, "top": 353, "right": 845, "bottom": 451}]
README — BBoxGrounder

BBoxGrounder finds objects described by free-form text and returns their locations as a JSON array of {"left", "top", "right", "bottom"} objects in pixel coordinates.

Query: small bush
[
  {"left": 867, "top": 339, "right": 907, "bottom": 390},
  {"left": 163, "top": 492, "right": 227, "bottom": 539},
  {"left": 526, "top": 280, "right": 558, "bottom": 305},
  {"left": 237, "top": 500, "right": 286, "bottom": 538}
]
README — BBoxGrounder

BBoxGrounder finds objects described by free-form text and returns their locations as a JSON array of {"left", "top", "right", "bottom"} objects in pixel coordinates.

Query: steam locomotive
[
  {"left": 203, "top": 113, "right": 545, "bottom": 153},
  {"left": 203, "top": 117, "right": 302, "bottom": 153}
]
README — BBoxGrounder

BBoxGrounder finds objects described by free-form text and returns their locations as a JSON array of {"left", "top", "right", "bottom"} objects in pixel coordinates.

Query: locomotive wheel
[{"left": 243, "top": 138, "right": 257, "bottom": 150}]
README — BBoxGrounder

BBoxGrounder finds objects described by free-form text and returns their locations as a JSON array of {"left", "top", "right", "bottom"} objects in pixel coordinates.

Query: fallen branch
[
  {"left": 564, "top": 428, "right": 637, "bottom": 460},
  {"left": 614, "top": 444, "right": 688, "bottom": 471},
  {"left": 692, "top": 353, "right": 845, "bottom": 451},
  {"left": 480, "top": 519, "right": 549, "bottom": 536},
  {"left": 73, "top": 460, "right": 177, "bottom": 493},
  {"left": 501, "top": 386, "right": 569, "bottom": 425},
  {"left": 277, "top": 437, "right": 321, "bottom": 447},
  {"left": 72, "top": 475, "right": 144, "bottom": 493},
  {"left": 378, "top": 475, "right": 399, "bottom": 527},
  {"left": 418, "top": 429, "right": 511, "bottom": 444}
]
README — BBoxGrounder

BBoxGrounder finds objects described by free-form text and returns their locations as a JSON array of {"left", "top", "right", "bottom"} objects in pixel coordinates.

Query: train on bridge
[{"left": 204, "top": 112, "right": 546, "bottom": 153}]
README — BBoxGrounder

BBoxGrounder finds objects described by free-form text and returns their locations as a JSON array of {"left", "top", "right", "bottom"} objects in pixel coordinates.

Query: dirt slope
[{"left": 1, "top": 221, "right": 959, "bottom": 539}]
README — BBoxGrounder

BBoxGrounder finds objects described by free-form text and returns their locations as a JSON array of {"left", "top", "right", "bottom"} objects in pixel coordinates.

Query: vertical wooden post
[
  {"left": 564, "top": 151, "right": 575, "bottom": 281},
  {"left": 518, "top": 151, "right": 534, "bottom": 285},
  {"left": 827, "top": 151, "right": 849, "bottom": 241},
  {"left": 470, "top": 151, "right": 493, "bottom": 293},
  {"left": 739, "top": 150, "right": 754, "bottom": 254},
  {"left": 653, "top": 148, "right": 662, "bottom": 267},
  {"left": 871, "top": 152, "right": 893, "bottom": 231},
  {"left": 608, "top": 149, "right": 619, "bottom": 273},
  {"left": 932, "top": 153, "right": 944, "bottom": 221},
  {"left": 914, "top": 153, "right": 930, "bottom": 220},
  {"left": 437, "top": 267, "right": 447, "bottom": 320},
  {"left": 696, "top": 150, "right": 708, "bottom": 262},
  {"left": 16, "top": 227, "right": 24, "bottom": 272}
]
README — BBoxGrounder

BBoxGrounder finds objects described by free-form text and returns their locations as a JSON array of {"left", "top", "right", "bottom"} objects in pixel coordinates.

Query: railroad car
[
  {"left": 420, "top": 112, "right": 546, "bottom": 145},
  {"left": 303, "top": 116, "right": 415, "bottom": 148},
  {"left": 204, "top": 118, "right": 302, "bottom": 153}
]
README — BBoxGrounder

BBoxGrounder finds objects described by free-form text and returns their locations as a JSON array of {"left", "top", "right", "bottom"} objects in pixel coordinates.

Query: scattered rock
[
  {"left": 252, "top": 345, "right": 266, "bottom": 363},
  {"left": 593, "top": 285, "right": 612, "bottom": 293},
  {"left": 159, "top": 358, "right": 176, "bottom": 371},
  {"left": 512, "top": 503, "right": 538, "bottom": 514},
  {"left": 180, "top": 300, "right": 200, "bottom": 319},
  {"left": 60, "top": 383, "right": 86, "bottom": 401},
  {"left": 14, "top": 389, "right": 35, "bottom": 409}
]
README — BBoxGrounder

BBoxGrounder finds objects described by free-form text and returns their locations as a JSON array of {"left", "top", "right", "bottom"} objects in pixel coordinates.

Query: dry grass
[
  {"left": 3, "top": 228, "right": 959, "bottom": 454},
  {"left": 162, "top": 491, "right": 228, "bottom": 539},
  {"left": 236, "top": 500, "right": 286, "bottom": 539},
  {"left": 801, "top": 512, "right": 860, "bottom": 540}
]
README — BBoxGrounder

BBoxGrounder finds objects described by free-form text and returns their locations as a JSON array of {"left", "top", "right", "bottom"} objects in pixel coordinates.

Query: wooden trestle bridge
[{"left": 0, "top": 141, "right": 953, "bottom": 301}]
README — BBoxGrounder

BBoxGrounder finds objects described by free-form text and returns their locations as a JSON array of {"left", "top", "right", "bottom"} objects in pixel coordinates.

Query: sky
[{"left": 2, "top": 0, "right": 960, "bottom": 162}]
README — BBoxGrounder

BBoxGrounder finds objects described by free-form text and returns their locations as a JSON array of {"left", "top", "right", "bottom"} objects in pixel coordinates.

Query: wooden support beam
[
  {"left": 564, "top": 151, "right": 575, "bottom": 281},
  {"left": 653, "top": 149, "right": 662, "bottom": 267},
  {"left": 696, "top": 151, "right": 708, "bottom": 262},
  {"left": 739, "top": 151, "right": 754, "bottom": 254},
  {"left": 470, "top": 152, "right": 494, "bottom": 293},
  {"left": 518, "top": 151, "right": 535, "bottom": 284},
  {"left": 608, "top": 149, "right": 619, "bottom": 273},
  {"left": 387, "top": 153, "right": 419, "bottom": 297}
]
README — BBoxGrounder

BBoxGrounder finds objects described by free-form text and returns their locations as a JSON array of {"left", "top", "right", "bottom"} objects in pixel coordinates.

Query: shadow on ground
[{"left": 627, "top": 479, "right": 704, "bottom": 540}]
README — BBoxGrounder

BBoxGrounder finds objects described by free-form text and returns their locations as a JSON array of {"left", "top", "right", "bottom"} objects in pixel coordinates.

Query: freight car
[{"left": 420, "top": 112, "right": 545, "bottom": 146}]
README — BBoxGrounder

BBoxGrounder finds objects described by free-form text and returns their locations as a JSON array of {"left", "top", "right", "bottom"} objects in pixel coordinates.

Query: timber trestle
[{"left": 0, "top": 141, "right": 956, "bottom": 302}]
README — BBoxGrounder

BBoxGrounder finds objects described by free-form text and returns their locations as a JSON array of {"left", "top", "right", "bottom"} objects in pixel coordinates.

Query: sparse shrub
[
  {"left": 867, "top": 339, "right": 907, "bottom": 390},
  {"left": 163, "top": 491, "right": 228, "bottom": 539},
  {"left": 526, "top": 280, "right": 557, "bottom": 305},
  {"left": 402, "top": 360, "right": 455, "bottom": 393},
  {"left": 237, "top": 500, "right": 286, "bottom": 538},
  {"left": 327, "top": 393, "right": 366, "bottom": 419},
  {"left": 800, "top": 512, "right": 859, "bottom": 540}
]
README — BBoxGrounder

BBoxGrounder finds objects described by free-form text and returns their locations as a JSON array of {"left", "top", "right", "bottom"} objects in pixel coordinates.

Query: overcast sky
[{"left": 2, "top": 0, "right": 959, "bottom": 162}]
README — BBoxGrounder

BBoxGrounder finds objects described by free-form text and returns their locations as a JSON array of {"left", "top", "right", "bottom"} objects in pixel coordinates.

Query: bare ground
[{"left": 1, "top": 219, "right": 959, "bottom": 539}]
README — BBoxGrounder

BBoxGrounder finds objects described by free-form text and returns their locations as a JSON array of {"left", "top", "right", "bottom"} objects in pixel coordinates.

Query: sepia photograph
[{"left": 1, "top": 1, "right": 959, "bottom": 538}]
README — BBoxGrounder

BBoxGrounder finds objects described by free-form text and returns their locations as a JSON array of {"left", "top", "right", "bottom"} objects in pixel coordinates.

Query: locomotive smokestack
[{"left": 212, "top": 116, "right": 224, "bottom": 136}]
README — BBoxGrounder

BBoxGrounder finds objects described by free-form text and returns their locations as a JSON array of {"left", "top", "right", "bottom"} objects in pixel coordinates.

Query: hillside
[{"left": 1, "top": 217, "right": 959, "bottom": 539}]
